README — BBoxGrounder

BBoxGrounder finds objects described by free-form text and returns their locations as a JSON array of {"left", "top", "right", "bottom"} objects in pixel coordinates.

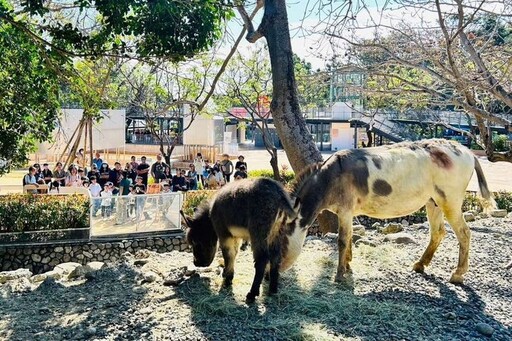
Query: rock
[
  {"left": 6, "top": 277, "right": 32, "bottom": 293},
  {"left": 378, "top": 223, "right": 403, "bottom": 234},
  {"left": 54, "top": 246, "right": 64, "bottom": 253},
  {"left": 132, "top": 286, "right": 145, "bottom": 294},
  {"left": 401, "top": 219, "right": 409, "bottom": 227},
  {"left": 475, "top": 322, "right": 494, "bottom": 336},
  {"left": 54, "top": 262, "right": 81, "bottom": 276},
  {"left": 85, "top": 326, "right": 97, "bottom": 336},
  {"left": 323, "top": 233, "right": 338, "bottom": 241},
  {"left": 84, "top": 261, "right": 106, "bottom": 272},
  {"left": 352, "top": 225, "right": 366, "bottom": 236},
  {"left": 352, "top": 234, "right": 364, "bottom": 243},
  {"left": 134, "top": 259, "right": 150, "bottom": 267},
  {"left": 163, "top": 267, "right": 187, "bottom": 286},
  {"left": 184, "top": 268, "right": 197, "bottom": 277},
  {"left": 490, "top": 209, "right": 507, "bottom": 218},
  {"left": 142, "top": 271, "right": 159, "bottom": 283},
  {"left": 463, "top": 212, "right": 476, "bottom": 222},
  {"left": 68, "top": 265, "right": 87, "bottom": 279},
  {"left": 355, "top": 239, "right": 377, "bottom": 247},
  {"left": 0, "top": 268, "right": 33, "bottom": 284},
  {"left": 384, "top": 232, "right": 417, "bottom": 245},
  {"left": 370, "top": 222, "right": 381, "bottom": 230},
  {"left": 83, "top": 251, "right": 93, "bottom": 259},
  {"left": 31, "top": 254, "right": 42, "bottom": 262}
]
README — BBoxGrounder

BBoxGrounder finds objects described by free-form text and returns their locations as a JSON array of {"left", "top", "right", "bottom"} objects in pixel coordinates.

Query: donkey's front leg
[
  {"left": 219, "top": 237, "right": 239, "bottom": 286},
  {"left": 335, "top": 215, "right": 353, "bottom": 283}
]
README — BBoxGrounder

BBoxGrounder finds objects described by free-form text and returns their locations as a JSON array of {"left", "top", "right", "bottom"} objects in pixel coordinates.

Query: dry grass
[{"left": 173, "top": 238, "right": 447, "bottom": 340}]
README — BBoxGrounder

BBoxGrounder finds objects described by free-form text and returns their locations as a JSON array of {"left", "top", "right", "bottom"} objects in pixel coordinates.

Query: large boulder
[
  {"left": 0, "top": 268, "right": 33, "bottom": 284},
  {"left": 378, "top": 223, "right": 403, "bottom": 234},
  {"left": 490, "top": 209, "right": 507, "bottom": 218},
  {"left": 383, "top": 232, "right": 417, "bottom": 245}
]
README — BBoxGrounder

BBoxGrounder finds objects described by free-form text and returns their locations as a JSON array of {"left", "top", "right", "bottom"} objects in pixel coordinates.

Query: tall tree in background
[
  {"left": 0, "top": 10, "right": 61, "bottom": 174},
  {"left": 237, "top": 0, "right": 340, "bottom": 233},
  {"left": 326, "top": 0, "right": 512, "bottom": 161}
]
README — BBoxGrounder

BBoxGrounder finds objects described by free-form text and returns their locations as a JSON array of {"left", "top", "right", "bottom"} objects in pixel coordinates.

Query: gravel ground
[{"left": 1, "top": 217, "right": 511, "bottom": 341}]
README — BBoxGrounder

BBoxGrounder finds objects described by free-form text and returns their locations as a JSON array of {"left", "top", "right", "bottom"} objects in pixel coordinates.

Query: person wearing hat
[
  {"left": 87, "top": 164, "right": 99, "bottom": 181},
  {"left": 235, "top": 155, "right": 247, "bottom": 172}
]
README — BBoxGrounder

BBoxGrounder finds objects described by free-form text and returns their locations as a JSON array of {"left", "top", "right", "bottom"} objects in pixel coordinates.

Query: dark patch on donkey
[
  {"left": 183, "top": 178, "right": 298, "bottom": 303},
  {"left": 336, "top": 149, "right": 370, "bottom": 195},
  {"left": 373, "top": 179, "right": 392, "bottom": 196},
  {"left": 427, "top": 147, "right": 453, "bottom": 169}
]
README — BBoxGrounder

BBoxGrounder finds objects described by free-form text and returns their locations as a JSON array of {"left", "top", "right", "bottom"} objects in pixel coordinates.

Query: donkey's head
[{"left": 181, "top": 205, "right": 218, "bottom": 267}]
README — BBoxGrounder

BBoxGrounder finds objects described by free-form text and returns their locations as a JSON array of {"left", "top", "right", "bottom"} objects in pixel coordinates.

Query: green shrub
[
  {"left": 0, "top": 194, "right": 90, "bottom": 233},
  {"left": 494, "top": 191, "right": 512, "bottom": 212},
  {"left": 248, "top": 169, "right": 295, "bottom": 184},
  {"left": 493, "top": 134, "right": 510, "bottom": 152},
  {"left": 182, "top": 190, "right": 216, "bottom": 217}
]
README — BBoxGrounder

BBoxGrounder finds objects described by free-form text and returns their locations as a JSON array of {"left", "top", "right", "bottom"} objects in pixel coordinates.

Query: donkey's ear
[
  {"left": 293, "top": 197, "right": 301, "bottom": 211},
  {"left": 180, "top": 210, "right": 191, "bottom": 226}
]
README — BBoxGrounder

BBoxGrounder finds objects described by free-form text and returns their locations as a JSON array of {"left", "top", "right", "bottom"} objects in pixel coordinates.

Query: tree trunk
[
  {"left": 261, "top": 0, "right": 338, "bottom": 233},
  {"left": 261, "top": 0, "right": 322, "bottom": 170}
]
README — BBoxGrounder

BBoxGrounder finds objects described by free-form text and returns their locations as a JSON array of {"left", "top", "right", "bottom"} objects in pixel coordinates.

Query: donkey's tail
[{"left": 474, "top": 156, "right": 496, "bottom": 212}]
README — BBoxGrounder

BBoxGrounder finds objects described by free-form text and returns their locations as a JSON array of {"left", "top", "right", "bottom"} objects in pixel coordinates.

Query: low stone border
[{"left": 0, "top": 234, "right": 189, "bottom": 274}]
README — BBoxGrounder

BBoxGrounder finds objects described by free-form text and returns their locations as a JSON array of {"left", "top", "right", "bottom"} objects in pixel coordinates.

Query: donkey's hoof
[
  {"left": 334, "top": 273, "right": 346, "bottom": 283},
  {"left": 413, "top": 262, "right": 425, "bottom": 273},
  {"left": 449, "top": 273, "right": 464, "bottom": 284},
  {"left": 245, "top": 292, "right": 257, "bottom": 304},
  {"left": 222, "top": 278, "right": 233, "bottom": 287}
]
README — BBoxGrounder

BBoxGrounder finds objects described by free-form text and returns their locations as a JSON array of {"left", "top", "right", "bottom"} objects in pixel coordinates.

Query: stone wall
[{"left": 0, "top": 235, "right": 189, "bottom": 274}]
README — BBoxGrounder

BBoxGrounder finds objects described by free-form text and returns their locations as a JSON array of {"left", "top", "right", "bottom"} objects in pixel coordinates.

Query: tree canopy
[
  {"left": 0, "top": 17, "right": 61, "bottom": 174},
  {"left": 0, "top": 0, "right": 233, "bottom": 61}
]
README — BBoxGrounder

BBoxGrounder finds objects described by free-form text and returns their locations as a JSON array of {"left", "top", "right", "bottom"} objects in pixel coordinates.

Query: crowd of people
[{"left": 23, "top": 152, "right": 250, "bottom": 221}]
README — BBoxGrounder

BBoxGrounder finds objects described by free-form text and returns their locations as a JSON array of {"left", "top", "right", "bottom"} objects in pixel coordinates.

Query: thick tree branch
[{"left": 236, "top": 0, "right": 265, "bottom": 43}]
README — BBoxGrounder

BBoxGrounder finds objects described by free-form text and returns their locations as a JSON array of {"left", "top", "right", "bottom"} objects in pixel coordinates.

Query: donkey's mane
[{"left": 289, "top": 162, "right": 323, "bottom": 198}]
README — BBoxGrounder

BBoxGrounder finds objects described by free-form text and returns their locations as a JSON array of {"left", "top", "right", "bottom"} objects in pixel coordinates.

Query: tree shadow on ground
[
  {"left": 0, "top": 265, "right": 155, "bottom": 340},
  {"left": 174, "top": 256, "right": 511, "bottom": 341}
]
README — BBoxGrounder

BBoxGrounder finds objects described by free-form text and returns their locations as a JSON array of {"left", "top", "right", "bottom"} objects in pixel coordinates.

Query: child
[
  {"left": 89, "top": 176, "right": 102, "bottom": 217},
  {"left": 100, "top": 182, "right": 113, "bottom": 219},
  {"left": 127, "top": 185, "right": 136, "bottom": 218}
]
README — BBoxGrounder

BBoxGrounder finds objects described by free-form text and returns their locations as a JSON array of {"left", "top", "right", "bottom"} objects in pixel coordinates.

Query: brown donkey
[
  {"left": 290, "top": 139, "right": 495, "bottom": 284},
  {"left": 182, "top": 178, "right": 309, "bottom": 303}
]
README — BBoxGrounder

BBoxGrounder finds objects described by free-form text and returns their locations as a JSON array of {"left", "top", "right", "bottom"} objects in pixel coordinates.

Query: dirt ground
[{"left": 1, "top": 216, "right": 511, "bottom": 340}]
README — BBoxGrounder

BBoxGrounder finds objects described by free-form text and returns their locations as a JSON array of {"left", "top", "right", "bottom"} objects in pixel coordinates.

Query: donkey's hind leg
[
  {"left": 335, "top": 214, "right": 353, "bottom": 282},
  {"left": 413, "top": 199, "right": 446, "bottom": 273},
  {"left": 246, "top": 246, "right": 270, "bottom": 303},
  {"left": 443, "top": 206, "right": 471, "bottom": 284}
]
